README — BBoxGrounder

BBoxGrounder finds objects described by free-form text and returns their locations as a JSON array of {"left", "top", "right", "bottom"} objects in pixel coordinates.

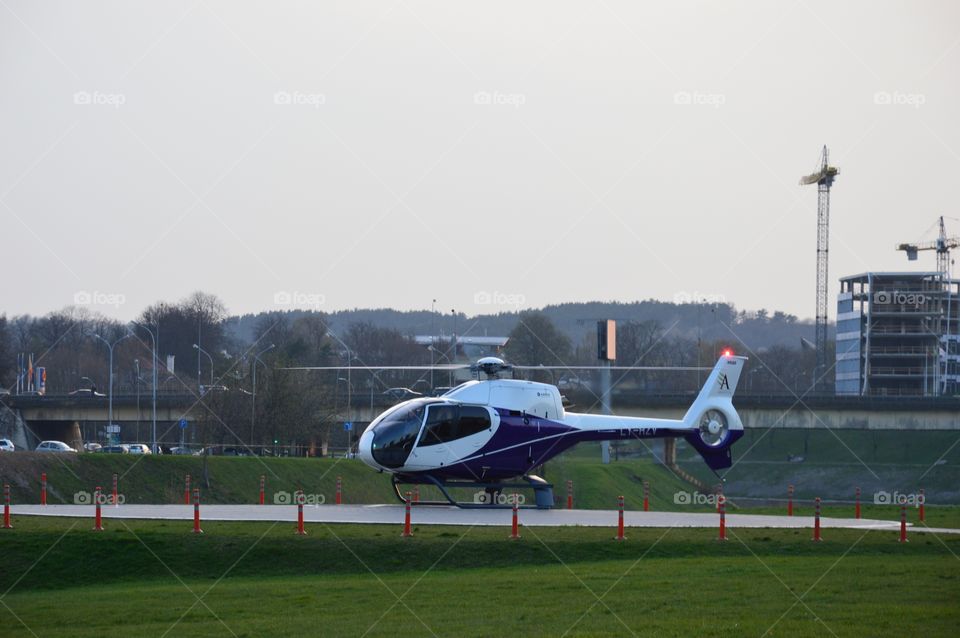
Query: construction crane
[
  {"left": 800, "top": 145, "right": 839, "bottom": 391},
  {"left": 896, "top": 216, "right": 959, "bottom": 279}
]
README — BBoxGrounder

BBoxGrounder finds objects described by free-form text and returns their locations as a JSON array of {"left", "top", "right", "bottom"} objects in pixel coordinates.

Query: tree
[{"left": 504, "top": 312, "right": 571, "bottom": 366}]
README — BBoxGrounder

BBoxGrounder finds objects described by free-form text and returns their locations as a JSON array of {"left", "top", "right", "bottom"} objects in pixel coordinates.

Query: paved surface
[{"left": 10, "top": 504, "right": 959, "bottom": 534}]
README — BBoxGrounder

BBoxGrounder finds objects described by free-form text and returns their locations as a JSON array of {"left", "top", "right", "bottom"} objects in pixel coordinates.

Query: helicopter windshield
[{"left": 370, "top": 399, "right": 435, "bottom": 468}]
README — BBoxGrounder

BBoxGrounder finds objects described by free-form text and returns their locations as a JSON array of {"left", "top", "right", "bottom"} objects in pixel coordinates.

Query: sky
[{"left": 2, "top": 1, "right": 959, "bottom": 322}]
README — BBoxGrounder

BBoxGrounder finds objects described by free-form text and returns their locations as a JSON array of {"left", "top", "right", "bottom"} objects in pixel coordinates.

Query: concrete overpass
[{"left": 2, "top": 391, "right": 958, "bottom": 452}]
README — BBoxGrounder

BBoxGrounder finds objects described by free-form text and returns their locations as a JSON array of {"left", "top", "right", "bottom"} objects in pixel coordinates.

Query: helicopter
[{"left": 340, "top": 351, "right": 747, "bottom": 508}]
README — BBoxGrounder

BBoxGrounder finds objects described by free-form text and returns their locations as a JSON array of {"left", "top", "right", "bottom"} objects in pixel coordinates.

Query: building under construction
[{"left": 835, "top": 272, "right": 960, "bottom": 396}]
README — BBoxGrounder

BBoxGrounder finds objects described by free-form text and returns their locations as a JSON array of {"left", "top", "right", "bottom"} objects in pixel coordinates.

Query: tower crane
[
  {"left": 800, "top": 145, "right": 839, "bottom": 391},
  {"left": 896, "top": 216, "right": 959, "bottom": 279}
]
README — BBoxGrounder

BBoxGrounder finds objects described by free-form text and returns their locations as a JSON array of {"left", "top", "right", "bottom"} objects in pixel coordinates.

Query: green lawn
[{"left": 1, "top": 517, "right": 958, "bottom": 636}]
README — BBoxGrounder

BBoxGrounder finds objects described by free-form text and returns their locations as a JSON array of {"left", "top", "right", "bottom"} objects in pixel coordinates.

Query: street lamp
[
  {"left": 193, "top": 343, "right": 215, "bottom": 390},
  {"left": 93, "top": 332, "right": 135, "bottom": 440},
  {"left": 250, "top": 343, "right": 275, "bottom": 446},
  {"left": 130, "top": 320, "right": 158, "bottom": 453}
]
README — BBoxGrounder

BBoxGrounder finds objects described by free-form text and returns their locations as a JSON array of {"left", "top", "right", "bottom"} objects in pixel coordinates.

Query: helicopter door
[{"left": 409, "top": 403, "right": 459, "bottom": 468}]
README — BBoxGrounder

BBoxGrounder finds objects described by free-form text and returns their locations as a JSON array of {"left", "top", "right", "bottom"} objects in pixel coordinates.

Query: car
[
  {"left": 199, "top": 384, "right": 229, "bottom": 396},
  {"left": 35, "top": 440, "right": 77, "bottom": 453},
  {"left": 68, "top": 388, "right": 105, "bottom": 397},
  {"left": 383, "top": 387, "right": 422, "bottom": 401},
  {"left": 82, "top": 442, "right": 102, "bottom": 452},
  {"left": 0, "top": 438, "right": 15, "bottom": 452},
  {"left": 169, "top": 446, "right": 201, "bottom": 456},
  {"left": 127, "top": 444, "right": 151, "bottom": 455},
  {"left": 99, "top": 444, "right": 130, "bottom": 454}
]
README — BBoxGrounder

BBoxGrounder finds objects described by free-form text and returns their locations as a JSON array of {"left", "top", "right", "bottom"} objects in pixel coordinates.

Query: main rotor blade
[{"left": 281, "top": 365, "right": 467, "bottom": 371}]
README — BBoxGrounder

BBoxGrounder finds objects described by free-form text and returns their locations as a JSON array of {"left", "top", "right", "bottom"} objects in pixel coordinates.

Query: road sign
[
  {"left": 343, "top": 422, "right": 353, "bottom": 431},
  {"left": 106, "top": 424, "right": 120, "bottom": 434},
  {"left": 179, "top": 419, "right": 188, "bottom": 430}
]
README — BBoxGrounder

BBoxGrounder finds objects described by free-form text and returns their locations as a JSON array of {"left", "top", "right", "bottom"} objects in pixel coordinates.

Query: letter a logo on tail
[{"left": 718, "top": 373, "right": 730, "bottom": 391}]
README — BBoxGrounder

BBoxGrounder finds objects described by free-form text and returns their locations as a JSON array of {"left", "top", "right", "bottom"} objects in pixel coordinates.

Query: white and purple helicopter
[{"left": 347, "top": 352, "right": 747, "bottom": 508}]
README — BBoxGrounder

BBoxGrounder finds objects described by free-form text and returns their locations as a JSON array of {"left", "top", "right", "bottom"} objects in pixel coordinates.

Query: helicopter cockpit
[{"left": 366, "top": 398, "right": 495, "bottom": 469}]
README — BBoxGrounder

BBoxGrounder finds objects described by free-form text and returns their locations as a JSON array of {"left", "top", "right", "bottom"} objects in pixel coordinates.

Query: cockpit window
[
  {"left": 370, "top": 401, "right": 429, "bottom": 468},
  {"left": 419, "top": 404, "right": 491, "bottom": 447}
]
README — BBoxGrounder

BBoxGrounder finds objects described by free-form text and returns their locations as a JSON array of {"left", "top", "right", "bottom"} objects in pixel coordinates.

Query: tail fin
[{"left": 681, "top": 354, "right": 747, "bottom": 472}]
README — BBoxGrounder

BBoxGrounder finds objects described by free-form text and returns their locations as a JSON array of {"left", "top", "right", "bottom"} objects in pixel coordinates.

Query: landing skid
[{"left": 391, "top": 474, "right": 555, "bottom": 509}]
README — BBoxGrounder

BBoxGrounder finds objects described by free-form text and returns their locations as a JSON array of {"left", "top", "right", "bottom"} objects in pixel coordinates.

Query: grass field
[{"left": 1, "top": 516, "right": 958, "bottom": 637}]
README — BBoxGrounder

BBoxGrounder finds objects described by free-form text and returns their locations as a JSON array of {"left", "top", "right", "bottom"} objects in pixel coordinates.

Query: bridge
[{"left": 2, "top": 391, "right": 958, "bottom": 452}]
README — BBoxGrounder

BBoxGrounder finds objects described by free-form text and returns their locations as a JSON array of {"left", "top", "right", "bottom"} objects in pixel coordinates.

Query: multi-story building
[{"left": 836, "top": 272, "right": 960, "bottom": 396}]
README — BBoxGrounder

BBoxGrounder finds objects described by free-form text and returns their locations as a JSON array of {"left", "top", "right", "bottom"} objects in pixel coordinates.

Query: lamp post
[
  {"left": 130, "top": 321, "right": 158, "bottom": 454},
  {"left": 250, "top": 344, "right": 275, "bottom": 447},
  {"left": 93, "top": 332, "right": 135, "bottom": 442},
  {"left": 193, "top": 344, "right": 215, "bottom": 391}
]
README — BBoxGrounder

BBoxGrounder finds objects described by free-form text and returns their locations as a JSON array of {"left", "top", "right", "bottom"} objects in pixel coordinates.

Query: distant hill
[{"left": 225, "top": 300, "right": 826, "bottom": 351}]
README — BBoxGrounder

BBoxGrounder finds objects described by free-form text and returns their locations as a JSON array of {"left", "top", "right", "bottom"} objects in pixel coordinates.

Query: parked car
[
  {"left": 35, "top": 440, "right": 77, "bottom": 453},
  {"left": 68, "top": 388, "right": 105, "bottom": 397},
  {"left": 0, "top": 438, "right": 15, "bottom": 452},
  {"left": 127, "top": 444, "right": 151, "bottom": 455},
  {"left": 82, "top": 442, "right": 102, "bottom": 452},
  {"left": 99, "top": 444, "right": 130, "bottom": 454},
  {"left": 170, "top": 446, "right": 202, "bottom": 456},
  {"left": 383, "top": 387, "right": 422, "bottom": 401}
]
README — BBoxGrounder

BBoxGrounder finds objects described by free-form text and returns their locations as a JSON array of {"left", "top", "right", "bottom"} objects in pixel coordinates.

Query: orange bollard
[
  {"left": 192, "top": 487, "right": 203, "bottom": 534},
  {"left": 336, "top": 476, "right": 342, "bottom": 505},
  {"left": 899, "top": 502, "right": 908, "bottom": 543},
  {"left": 716, "top": 485, "right": 723, "bottom": 513},
  {"left": 855, "top": 486, "right": 861, "bottom": 519},
  {"left": 401, "top": 491, "right": 413, "bottom": 537},
  {"left": 614, "top": 495, "right": 625, "bottom": 541},
  {"left": 41, "top": 472, "right": 47, "bottom": 506},
  {"left": 510, "top": 494, "right": 520, "bottom": 539},
  {"left": 3, "top": 484, "right": 12, "bottom": 529},
  {"left": 566, "top": 480, "right": 573, "bottom": 510},
  {"left": 718, "top": 494, "right": 727, "bottom": 541},
  {"left": 919, "top": 489, "right": 925, "bottom": 522},
  {"left": 413, "top": 485, "right": 420, "bottom": 504},
  {"left": 812, "top": 497, "right": 822, "bottom": 542},
  {"left": 259, "top": 475, "right": 265, "bottom": 505},
  {"left": 643, "top": 481, "right": 650, "bottom": 512},
  {"left": 184, "top": 474, "right": 191, "bottom": 505},
  {"left": 112, "top": 473, "right": 119, "bottom": 507},
  {"left": 787, "top": 484, "right": 794, "bottom": 516},
  {"left": 93, "top": 486, "right": 103, "bottom": 531},
  {"left": 296, "top": 490, "right": 307, "bottom": 535}
]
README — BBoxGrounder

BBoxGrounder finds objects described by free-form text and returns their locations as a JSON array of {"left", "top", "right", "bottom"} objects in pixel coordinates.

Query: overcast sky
[{"left": 2, "top": 1, "right": 958, "bottom": 322}]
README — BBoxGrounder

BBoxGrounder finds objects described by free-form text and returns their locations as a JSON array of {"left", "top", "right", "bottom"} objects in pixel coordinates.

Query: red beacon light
[{"left": 722, "top": 349, "right": 734, "bottom": 357}]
